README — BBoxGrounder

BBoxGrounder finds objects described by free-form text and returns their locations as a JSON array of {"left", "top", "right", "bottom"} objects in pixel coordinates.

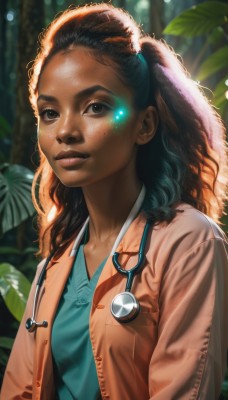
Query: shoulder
[
  {"left": 154, "top": 203, "right": 226, "bottom": 244},
  {"left": 149, "top": 204, "right": 227, "bottom": 270}
]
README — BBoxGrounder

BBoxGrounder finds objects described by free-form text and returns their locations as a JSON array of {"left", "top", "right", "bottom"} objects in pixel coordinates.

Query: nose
[{"left": 56, "top": 113, "right": 83, "bottom": 144}]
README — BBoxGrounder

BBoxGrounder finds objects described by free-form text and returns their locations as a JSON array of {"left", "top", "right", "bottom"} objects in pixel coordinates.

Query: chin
[
  {"left": 58, "top": 180, "right": 83, "bottom": 188},
  {"left": 55, "top": 172, "right": 89, "bottom": 188}
]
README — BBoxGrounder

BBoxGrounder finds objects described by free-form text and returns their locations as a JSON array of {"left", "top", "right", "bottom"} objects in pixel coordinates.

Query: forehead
[{"left": 38, "top": 46, "right": 133, "bottom": 102}]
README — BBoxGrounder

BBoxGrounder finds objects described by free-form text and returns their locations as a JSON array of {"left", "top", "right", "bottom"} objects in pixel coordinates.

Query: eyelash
[
  {"left": 84, "top": 101, "right": 112, "bottom": 115},
  {"left": 38, "top": 101, "right": 112, "bottom": 122},
  {"left": 38, "top": 108, "right": 59, "bottom": 121}
]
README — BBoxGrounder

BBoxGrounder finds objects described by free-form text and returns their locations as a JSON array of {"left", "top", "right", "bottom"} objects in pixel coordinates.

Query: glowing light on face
[{"left": 113, "top": 108, "right": 129, "bottom": 124}]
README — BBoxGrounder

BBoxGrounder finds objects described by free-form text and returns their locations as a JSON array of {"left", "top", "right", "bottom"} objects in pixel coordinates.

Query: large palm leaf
[{"left": 0, "top": 164, "right": 35, "bottom": 235}]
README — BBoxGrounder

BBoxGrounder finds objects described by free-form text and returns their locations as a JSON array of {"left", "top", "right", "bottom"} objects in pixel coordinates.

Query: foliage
[
  {"left": 0, "top": 263, "right": 31, "bottom": 321},
  {"left": 163, "top": 2, "right": 228, "bottom": 37},
  {"left": 0, "top": 116, "right": 11, "bottom": 164},
  {"left": 0, "top": 250, "right": 34, "bottom": 381},
  {"left": 164, "top": 3, "right": 228, "bottom": 397},
  {"left": 0, "top": 161, "right": 36, "bottom": 382},
  {"left": 197, "top": 46, "right": 228, "bottom": 80},
  {"left": 0, "top": 336, "right": 14, "bottom": 368},
  {"left": 223, "top": 370, "right": 228, "bottom": 397},
  {"left": 0, "top": 116, "right": 11, "bottom": 140},
  {"left": 163, "top": 1, "right": 228, "bottom": 120},
  {"left": 0, "top": 245, "right": 35, "bottom": 382},
  {"left": 0, "top": 163, "right": 35, "bottom": 236},
  {"left": 0, "top": 336, "right": 13, "bottom": 382}
]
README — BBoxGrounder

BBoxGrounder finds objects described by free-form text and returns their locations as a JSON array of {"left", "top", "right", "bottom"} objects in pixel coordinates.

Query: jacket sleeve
[
  {"left": 0, "top": 260, "right": 45, "bottom": 400},
  {"left": 149, "top": 237, "right": 228, "bottom": 400}
]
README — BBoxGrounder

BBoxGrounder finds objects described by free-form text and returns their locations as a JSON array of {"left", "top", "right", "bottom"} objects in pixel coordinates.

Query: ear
[{"left": 135, "top": 106, "right": 158, "bottom": 145}]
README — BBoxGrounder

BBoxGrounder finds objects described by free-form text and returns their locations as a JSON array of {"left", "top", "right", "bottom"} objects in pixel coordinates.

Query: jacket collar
[
  {"left": 48, "top": 212, "right": 147, "bottom": 269},
  {"left": 114, "top": 212, "right": 147, "bottom": 253},
  {"left": 43, "top": 212, "right": 148, "bottom": 299}
]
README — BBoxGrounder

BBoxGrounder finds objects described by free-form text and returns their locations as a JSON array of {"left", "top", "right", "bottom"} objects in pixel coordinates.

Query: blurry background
[{"left": 0, "top": 0, "right": 227, "bottom": 395}]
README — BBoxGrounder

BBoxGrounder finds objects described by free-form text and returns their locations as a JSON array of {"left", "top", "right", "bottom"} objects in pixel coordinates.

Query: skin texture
[
  {"left": 37, "top": 47, "right": 153, "bottom": 188},
  {"left": 37, "top": 46, "right": 157, "bottom": 276}
]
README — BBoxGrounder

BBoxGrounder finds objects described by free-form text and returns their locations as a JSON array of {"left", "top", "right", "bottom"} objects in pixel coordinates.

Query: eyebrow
[{"left": 37, "top": 85, "right": 115, "bottom": 103}]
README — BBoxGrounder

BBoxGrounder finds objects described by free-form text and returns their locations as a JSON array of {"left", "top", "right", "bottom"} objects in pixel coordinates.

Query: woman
[{"left": 1, "top": 3, "right": 227, "bottom": 400}]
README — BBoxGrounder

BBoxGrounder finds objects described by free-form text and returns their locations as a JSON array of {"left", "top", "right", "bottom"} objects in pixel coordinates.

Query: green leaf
[
  {"left": 0, "top": 348, "right": 9, "bottom": 365},
  {"left": 0, "top": 246, "right": 22, "bottom": 255},
  {"left": 208, "top": 26, "right": 225, "bottom": 45},
  {"left": 197, "top": 46, "right": 228, "bottom": 80},
  {"left": 0, "top": 164, "right": 35, "bottom": 234},
  {"left": 0, "top": 336, "right": 14, "bottom": 350},
  {"left": 23, "top": 246, "right": 39, "bottom": 255},
  {"left": 222, "top": 378, "right": 228, "bottom": 395},
  {"left": 0, "top": 263, "right": 31, "bottom": 321},
  {"left": 0, "top": 116, "right": 11, "bottom": 139},
  {"left": 163, "top": 2, "right": 228, "bottom": 37},
  {"left": 213, "top": 76, "right": 228, "bottom": 108}
]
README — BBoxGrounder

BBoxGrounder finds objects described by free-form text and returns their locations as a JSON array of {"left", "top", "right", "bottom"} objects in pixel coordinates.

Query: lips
[{"left": 55, "top": 150, "right": 89, "bottom": 160}]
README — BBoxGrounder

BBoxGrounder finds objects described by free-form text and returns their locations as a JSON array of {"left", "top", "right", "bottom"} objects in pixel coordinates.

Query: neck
[{"left": 82, "top": 175, "right": 141, "bottom": 242}]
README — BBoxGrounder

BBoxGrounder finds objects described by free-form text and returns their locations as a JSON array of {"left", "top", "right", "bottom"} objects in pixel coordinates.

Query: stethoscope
[
  {"left": 26, "top": 185, "right": 151, "bottom": 332},
  {"left": 111, "top": 220, "right": 151, "bottom": 322}
]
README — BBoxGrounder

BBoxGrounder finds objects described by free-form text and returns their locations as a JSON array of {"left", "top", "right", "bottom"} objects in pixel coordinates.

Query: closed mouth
[{"left": 55, "top": 150, "right": 89, "bottom": 160}]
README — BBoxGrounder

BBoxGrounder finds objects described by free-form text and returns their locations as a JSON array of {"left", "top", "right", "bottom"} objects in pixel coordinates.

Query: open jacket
[{"left": 1, "top": 204, "right": 228, "bottom": 400}]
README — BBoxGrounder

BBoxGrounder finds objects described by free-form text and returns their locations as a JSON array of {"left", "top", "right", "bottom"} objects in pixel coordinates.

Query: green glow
[{"left": 113, "top": 108, "right": 128, "bottom": 124}]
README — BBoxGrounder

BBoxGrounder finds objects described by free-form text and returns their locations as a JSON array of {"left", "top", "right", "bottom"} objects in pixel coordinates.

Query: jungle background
[{"left": 0, "top": 0, "right": 227, "bottom": 395}]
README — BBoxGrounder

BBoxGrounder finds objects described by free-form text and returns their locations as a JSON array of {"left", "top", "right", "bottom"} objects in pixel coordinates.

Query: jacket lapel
[
  {"left": 37, "top": 213, "right": 147, "bottom": 320},
  {"left": 94, "top": 213, "right": 147, "bottom": 289}
]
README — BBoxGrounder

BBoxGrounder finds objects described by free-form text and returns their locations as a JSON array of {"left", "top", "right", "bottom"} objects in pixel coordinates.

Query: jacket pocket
[{"left": 105, "top": 306, "right": 159, "bottom": 326}]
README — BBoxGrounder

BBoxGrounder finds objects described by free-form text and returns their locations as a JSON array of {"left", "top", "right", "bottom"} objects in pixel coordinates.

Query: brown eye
[
  {"left": 39, "top": 109, "right": 59, "bottom": 121},
  {"left": 91, "top": 103, "right": 104, "bottom": 113},
  {"left": 45, "top": 110, "right": 58, "bottom": 119},
  {"left": 85, "top": 102, "right": 111, "bottom": 115}
]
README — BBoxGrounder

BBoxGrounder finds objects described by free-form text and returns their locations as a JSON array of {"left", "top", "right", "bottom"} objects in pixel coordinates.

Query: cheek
[
  {"left": 38, "top": 133, "right": 47, "bottom": 153},
  {"left": 38, "top": 136, "right": 54, "bottom": 166},
  {"left": 38, "top": 125, "right": 56, "bottom": 140},
  {"left": 38, "top": 125, "right": 56, "bottom": 152},
  {"left": 85, "top": 120, "right": 115, "bottom": 147},
  {"left": 90, "top": 129, "right": 123, "bottom": 150}
]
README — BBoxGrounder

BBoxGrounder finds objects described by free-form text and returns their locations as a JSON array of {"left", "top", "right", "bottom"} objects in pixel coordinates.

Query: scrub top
[{"left": 51, "top": 244, "right": 106, "bottom": 400}]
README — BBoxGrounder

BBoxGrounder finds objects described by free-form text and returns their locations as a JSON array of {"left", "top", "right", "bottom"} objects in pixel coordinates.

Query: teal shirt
[{"left": 51, "top": 245, "right": 106, "bottom": 400}]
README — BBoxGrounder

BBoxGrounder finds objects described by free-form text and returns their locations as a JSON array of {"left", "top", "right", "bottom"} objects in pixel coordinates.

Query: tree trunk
[
  {"left": 10, "top": 0, "right": 45, "bottom": 170},
  {"left": 149, "top": 0, "right": 165, "bottom": 38},
  {"left": 0, "top": 0, "right": 8, "bottom": 119}
]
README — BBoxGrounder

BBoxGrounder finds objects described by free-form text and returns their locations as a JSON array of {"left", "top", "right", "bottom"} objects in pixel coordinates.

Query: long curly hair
[{"left": 29, "top": 3, "right": 227, "bottom": 257}]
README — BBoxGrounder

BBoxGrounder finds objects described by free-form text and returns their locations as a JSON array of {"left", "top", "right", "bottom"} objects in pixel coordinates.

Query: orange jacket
[{"left": 1, "top": 205, "right": 228, "bottom": 400}]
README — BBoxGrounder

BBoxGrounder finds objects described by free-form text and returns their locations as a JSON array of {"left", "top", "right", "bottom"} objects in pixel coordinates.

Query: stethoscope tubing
[
  {"left": 112, "top": 220, "right": 151, "bottom": 292},
  {"left": 26, "top": 185, "right": 148, "bottom": 331},
  {"left": 26, "top": 251, "right": 55, "bottom": 332}
]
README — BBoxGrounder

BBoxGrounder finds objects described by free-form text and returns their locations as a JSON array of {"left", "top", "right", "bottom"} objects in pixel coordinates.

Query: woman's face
[{"left": 37, "top": 46, "right": 144, "bottom": 188}]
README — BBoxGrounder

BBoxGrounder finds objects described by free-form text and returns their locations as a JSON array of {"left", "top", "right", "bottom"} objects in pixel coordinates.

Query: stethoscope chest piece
[{"left": 110, "top": 292, "right": 140, "bottom": 322}]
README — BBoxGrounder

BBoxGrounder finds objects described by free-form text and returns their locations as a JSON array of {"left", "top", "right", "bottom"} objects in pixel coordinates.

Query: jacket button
[
  {"left": 96, "top": 356, "right": 102, "bottom": 361},
  {"left": 36, "top": 381, "right": 40, "bottom": 387},
  {"left": 96, "top": 304, "right": 105, "bottom": 309}
]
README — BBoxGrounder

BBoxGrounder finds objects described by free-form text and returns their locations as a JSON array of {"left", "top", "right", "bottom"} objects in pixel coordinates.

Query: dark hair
[{"left": 29, "top": 3, "right": 227, "bottom": 257}]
